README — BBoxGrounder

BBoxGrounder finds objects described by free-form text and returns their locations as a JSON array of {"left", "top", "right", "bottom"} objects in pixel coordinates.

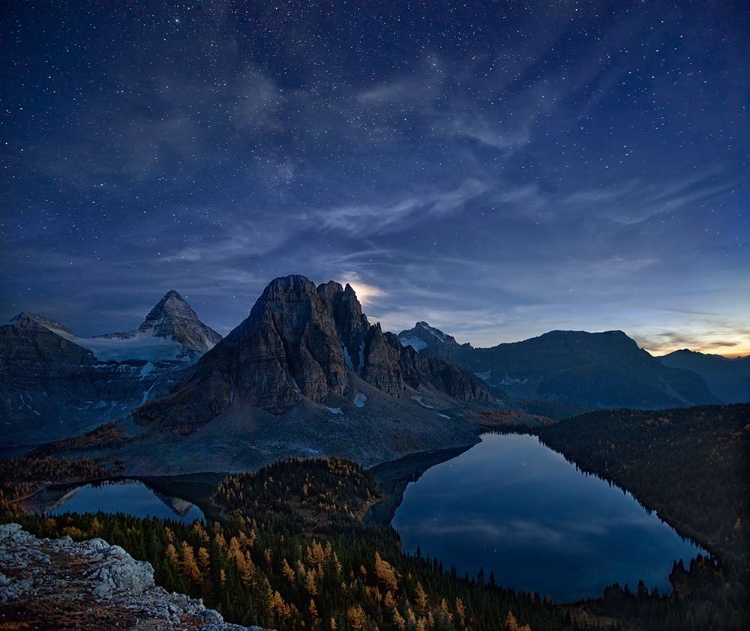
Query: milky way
[{"left": 2, "top": 1, "right": 748, "bottom": 355}]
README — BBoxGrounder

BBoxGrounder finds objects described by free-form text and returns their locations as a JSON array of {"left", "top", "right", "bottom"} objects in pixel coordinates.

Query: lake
[
  {"left": 391, "top": 433, "right": 703, "bottom": 602},
  {"left": 49, "top": 480, "right": 205, "bottom": 524}
]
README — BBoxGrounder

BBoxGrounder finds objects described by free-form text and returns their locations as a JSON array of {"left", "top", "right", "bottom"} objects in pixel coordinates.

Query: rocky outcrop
[
  {"left": 216, "top": 275, "right": 351, "bottom": 411},
  {"left": 397, "top": 338, "right": 496, "bottom": 404},
  {"left": 362, "top": 325, "right": 405, "bottom": 396},
  {"left": 321, "top": 281, "right": 370, "bottom": 373},
  {"left": 0, "top": 523, "right": 264, "bottom": 630}
]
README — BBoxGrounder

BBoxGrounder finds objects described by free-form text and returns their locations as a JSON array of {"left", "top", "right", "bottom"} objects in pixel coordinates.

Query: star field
[{"left": 1, "top": 1, "right": 748, "bottom": 355}]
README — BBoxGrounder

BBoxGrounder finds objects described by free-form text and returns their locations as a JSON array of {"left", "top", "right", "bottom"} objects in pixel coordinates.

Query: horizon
[
  {"left": 2, "top": 2, "right": 748, "bottom": 362},
  {"left": 4, "top": 277, "right": 748, "bottom": 359}
]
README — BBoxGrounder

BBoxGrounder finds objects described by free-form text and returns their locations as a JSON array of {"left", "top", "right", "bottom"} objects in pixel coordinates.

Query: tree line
[{"left": 538, "top": 403, "right": 750, "bottom": 630}]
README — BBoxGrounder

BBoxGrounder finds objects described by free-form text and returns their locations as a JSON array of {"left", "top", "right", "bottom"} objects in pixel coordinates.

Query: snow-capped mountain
[
  {"left": 79, "top": 290, "right": 222, "bottom": 362},
  {"left": 0, "top": 292, "right": 221, "bottom": 453},
  {"left": 399, "top": 321, "right": 461, "bottom": 351}
]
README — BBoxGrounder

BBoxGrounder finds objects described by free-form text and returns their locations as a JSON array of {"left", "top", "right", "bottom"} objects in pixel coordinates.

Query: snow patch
[
  {"left": 400, "top": 337, "right": 428, "bottom": 351},
  {"left": 354, "top": 393, "right": 368, "bottom": 408},
  {"left": 474, "top": 370, "right": 491, "bottom": 381},
  {"left": 501, "top": 375, "right": 528, "bottom": 385},
  {"left": 140, "top": 383, "right": 156, "bottom": 406},
  {"left": 73, "top": 331, "right": 189, "bottom": 362},
  {"left": 290, "top": 378, "right": 302, "bottom": 394},
  {"left": 342, "top": 345, "right": 354, "bottom": 370},
  {"left": 436, "top": 413, "right": 451, "bottom": 419},
  {"left": 411, "top": 395, "right": 434, "bottom": 409},
  {"left": 139, "top": 362, "right": 154, "bottom": 379},
  {"left": 326, "top": 407, "right": 343, "bottom": 415}
]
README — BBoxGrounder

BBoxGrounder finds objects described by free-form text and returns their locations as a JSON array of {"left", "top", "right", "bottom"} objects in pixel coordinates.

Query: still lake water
[
  {"left": 50, "top": 481, "right": 205, "bottom": 524},
  {"left": 392, "top": 433, "right": 703, "bottom": 602}
]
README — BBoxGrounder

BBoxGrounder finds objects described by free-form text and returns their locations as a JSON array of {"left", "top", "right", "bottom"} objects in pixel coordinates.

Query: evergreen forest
[{"left": 1, "top": 403, "right": 748, "bottom": 629}]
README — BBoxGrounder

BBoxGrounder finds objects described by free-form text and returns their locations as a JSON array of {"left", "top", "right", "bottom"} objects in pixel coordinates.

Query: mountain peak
[
  {"left": 137, "top": 291, "right": 221, "bottom": 354},
  {"left": 135, "top": 274, "right": 494, "bottom": 431},
  {"left": 9, "top": 312, "right": 75, "bottom": 337},
  {"left": 399, "top": 321, "right": 460, "bottom": 351},
  {"left": 146, "top": 290, "right": 189, "bottom": 316},
  {"left": 2, "top": 313, "right": 93, "bottom": 364}
]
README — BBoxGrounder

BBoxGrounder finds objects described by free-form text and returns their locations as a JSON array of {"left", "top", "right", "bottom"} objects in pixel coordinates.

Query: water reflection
[
  {"left": 392, "top": 433, "right": 703, "bottom": 602},
  {"left": 47, "top": 480, "right": 204, "bottom": 523}
]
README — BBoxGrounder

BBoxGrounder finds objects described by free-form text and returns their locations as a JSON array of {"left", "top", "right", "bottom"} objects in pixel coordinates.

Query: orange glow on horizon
[{"left": 647, "top": 343, "right": 750, "bottom": 359}]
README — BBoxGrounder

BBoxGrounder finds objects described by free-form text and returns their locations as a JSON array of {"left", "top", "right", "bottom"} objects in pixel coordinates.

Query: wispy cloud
[{"left": 315, "top": 178, "right": 490, "bottom": 236}]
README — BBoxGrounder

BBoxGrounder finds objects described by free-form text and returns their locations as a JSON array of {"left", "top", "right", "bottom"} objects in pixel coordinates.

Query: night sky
[{"left": 2, "top": 1, "right": 748, "bottom": 356}]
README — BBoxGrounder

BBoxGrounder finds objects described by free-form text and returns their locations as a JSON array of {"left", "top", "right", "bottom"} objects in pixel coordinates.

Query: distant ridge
[
  {"left": 398, "top": 323, "right": 719, "bottom": 413},
  {"left": 659, "top": 349, "right": 750, "bottom": 403}
]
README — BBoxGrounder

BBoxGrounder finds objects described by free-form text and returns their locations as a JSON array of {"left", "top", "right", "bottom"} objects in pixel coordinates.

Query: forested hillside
[
  {"left": 2, "top": 457, "right": 572, "bottom": 631},
  {"left": 4, "top": 406, "right": 749, "bottom": 629},
  {"left": 538, "top": 403, "right": 750, "bottom": 630}
]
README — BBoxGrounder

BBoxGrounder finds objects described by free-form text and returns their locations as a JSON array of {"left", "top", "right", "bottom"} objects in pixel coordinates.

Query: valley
[{"left": 1, "top": 276, "right": 749, "bottom": 629}]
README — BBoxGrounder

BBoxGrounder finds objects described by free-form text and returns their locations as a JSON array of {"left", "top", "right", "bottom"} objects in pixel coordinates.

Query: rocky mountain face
[
  {"left": 96, "top": 289, "right": 222, "bottom": 358},
  {"left": 400, "top": 320, "right": 461, "bottom": 351},
  {"left": 1, "top": 313, "right": 95, "bottom": 364},
  {"left": 0, "top": 293, "right": 219, "bottom": 455},
  {"left": 659, "top": 349, "right": 750, "bottom": 403},
  {"left": 135, "top": 276, "right": 495, "bottom": 433},
  {"left": 0, "top": 523, "right": 261, "bottom": 630},
  {"left": 398, "top": 324, "right": 719, "bottom": 413}
]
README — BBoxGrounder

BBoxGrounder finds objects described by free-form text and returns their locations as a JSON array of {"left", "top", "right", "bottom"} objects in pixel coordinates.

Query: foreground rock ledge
[{"left": 0, "top": 523, "right": 268, "bottom": 630}]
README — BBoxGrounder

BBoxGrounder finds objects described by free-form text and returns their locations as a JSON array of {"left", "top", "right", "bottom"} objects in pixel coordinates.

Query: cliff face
[
  {"left": 0, "top": 523, "right": 264, "bottom": 630},
  {"left": 227, "top": 275, "right": 352, "bottom": 411},
  {"left": 135, "top": 276, "right": 496, "bottom": 433},
  {"left": 362, "top": 325, "right": 405, "bottom": 397}
]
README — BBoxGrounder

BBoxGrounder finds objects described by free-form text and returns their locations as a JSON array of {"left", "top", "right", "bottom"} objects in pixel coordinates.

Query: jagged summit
[
  {"left": 92, "top": 290, "right": 222, "bottom": 358},
  {"left": 137, "top": 289, "right": 222, "bottom": 352},
  {"left": 399, "top": 321, "right": 461, "bottom": 351},
  {"left": 134, "top": 274, "right": 495, "bottom": 433}
]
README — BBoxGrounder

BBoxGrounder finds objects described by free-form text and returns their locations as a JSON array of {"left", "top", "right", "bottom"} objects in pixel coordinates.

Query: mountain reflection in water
[{"left": 44, "top": 480, "right": 205, "bottom": 523}]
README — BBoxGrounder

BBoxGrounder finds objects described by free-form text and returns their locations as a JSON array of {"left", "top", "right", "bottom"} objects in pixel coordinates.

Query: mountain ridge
[
  {"left": 397, "top": 322, "right": 720, "bottom": 413},
  {"left": 0, "top": 292, "right": 220, "bottom": 454},
  {"left": 134, "top": 275, "right": 496, "bottom": 433},
  {"left": 659, "top": 349, "right": 750, "bottom": 403}
]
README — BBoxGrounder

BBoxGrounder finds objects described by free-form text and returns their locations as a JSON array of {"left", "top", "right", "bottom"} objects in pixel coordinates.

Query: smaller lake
[
  {"left": 392, "top": 433, "right": 703, "bottom": 602},
  {"left": 50, "top": 480, "right": 205, "bottom": 524}
]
